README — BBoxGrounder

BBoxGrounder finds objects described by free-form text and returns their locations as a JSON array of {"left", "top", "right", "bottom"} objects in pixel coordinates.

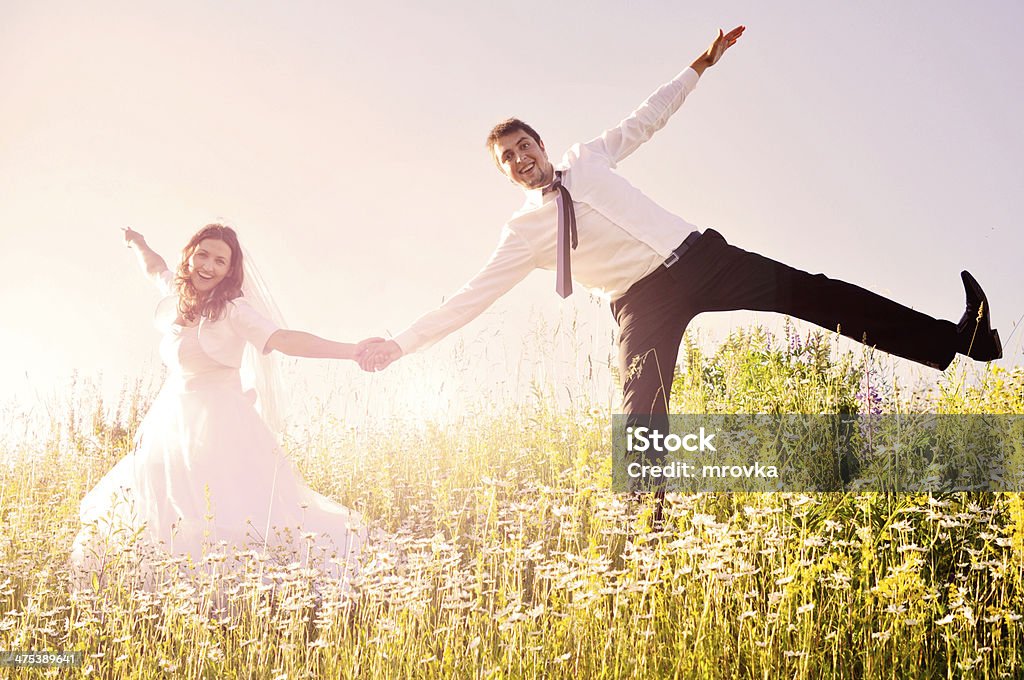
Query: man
[{"left": 359, "top": 26, "right": 1002, "bottom": 428}]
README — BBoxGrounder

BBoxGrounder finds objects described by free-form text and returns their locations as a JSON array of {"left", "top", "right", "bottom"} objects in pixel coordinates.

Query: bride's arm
[
  {"left": 264, "top": 331, "right": 382, "bottom": 361},
  {"left": 123, "top": 227, "right": 169, "bottom": 278}
]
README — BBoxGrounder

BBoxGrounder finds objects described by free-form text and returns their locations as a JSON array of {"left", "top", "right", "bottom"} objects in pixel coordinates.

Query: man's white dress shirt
[{"left": 394, "top": 68, "right": 703, "bottom": 355}]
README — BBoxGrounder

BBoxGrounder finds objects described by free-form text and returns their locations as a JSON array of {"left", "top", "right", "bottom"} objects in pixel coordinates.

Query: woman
[{"left": 71, "top": 223, "right": 376, "bottom": 583}]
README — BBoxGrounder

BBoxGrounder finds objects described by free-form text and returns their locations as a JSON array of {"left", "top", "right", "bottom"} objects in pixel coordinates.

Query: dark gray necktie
[{"left": 550, "top": 170, "right": 578, "bottom": 297}]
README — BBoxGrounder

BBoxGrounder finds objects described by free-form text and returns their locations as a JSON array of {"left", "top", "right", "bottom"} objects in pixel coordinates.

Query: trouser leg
[
  {"left": 612, "top": 272, "right": 694, "bottom": 435},
  {"left": 671, "top": 229, "right": 958, "bottom": 369},
  {"left": 612, "top": 271, "right": 695, "bottom": 511},
  {"left": 616, "top": 318, "right": 681, "bottom": 512}
]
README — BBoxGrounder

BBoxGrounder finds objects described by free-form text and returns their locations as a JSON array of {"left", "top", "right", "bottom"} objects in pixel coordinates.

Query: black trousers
[{"left": 611, "top": 229, "right": 958, "bottom": 431}]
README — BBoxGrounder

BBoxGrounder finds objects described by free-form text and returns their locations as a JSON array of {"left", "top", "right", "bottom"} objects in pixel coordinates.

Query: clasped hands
[{"left": 354, "top": 338, "right": 402, "bottom": 372}]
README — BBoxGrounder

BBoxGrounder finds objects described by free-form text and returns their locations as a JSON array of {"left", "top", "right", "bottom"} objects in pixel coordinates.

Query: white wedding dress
[{"left": 71, "top": 280, "right": 368, "bottom": 583}]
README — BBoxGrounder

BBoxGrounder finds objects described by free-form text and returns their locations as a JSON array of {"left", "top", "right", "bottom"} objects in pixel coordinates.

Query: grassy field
[{"left": 2, "top": 325, "right": 1023, "bottom": 678}]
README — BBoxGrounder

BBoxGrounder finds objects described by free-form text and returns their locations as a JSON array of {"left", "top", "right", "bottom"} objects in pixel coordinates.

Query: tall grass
[{"left": 1, "top": 323, "right": 1022, "bottom": 678}]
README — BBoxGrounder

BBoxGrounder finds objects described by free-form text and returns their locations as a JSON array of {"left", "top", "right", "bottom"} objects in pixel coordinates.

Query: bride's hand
[
  {"left": 357, "top": 339, "right": 403, "bottom": 372},
  {"left": 122, "top": 227, "right": 147, "bottom": 249}
]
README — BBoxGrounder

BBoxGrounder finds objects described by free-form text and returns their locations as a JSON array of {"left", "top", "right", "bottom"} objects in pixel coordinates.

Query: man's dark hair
[{"left": 485, "top": 118, "right": 543, "bottom": 164}]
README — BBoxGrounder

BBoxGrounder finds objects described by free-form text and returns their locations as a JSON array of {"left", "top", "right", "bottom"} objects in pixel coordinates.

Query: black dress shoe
[{"left": 957, "top": 270, "right": 1002, "bottom": 361}]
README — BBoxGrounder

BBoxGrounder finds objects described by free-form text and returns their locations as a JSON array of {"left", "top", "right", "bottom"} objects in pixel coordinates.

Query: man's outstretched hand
[
  {"left": 357, "top": 339, "right": 403, "bottom": 372},
  {"left": 691, "top": 25, "right": 745, "bottom": 75}
]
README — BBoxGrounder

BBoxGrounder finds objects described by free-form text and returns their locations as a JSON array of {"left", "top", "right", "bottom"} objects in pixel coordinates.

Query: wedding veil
[{"left": 239, "top": 247, "right": 288, "bottom": 436}]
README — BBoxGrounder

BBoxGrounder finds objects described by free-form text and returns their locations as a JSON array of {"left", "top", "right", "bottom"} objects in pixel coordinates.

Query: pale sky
[{"left": 2, "top": 1, "right": 1021, "bottom": 424}]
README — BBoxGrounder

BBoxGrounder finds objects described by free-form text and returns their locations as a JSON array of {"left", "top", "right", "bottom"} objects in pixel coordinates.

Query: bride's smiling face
[{"left": 188, "top": 238, "right": 233, "bottom": 293}]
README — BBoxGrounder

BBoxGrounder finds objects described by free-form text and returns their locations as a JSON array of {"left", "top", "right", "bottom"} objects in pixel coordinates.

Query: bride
[{"left": 71, "top": 223, "right": 378, "bottom": 583}]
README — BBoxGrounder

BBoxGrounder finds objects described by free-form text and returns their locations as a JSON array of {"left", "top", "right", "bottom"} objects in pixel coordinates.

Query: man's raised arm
[{"left": 588, "top": 25, "right": 745, "bottom": 165}]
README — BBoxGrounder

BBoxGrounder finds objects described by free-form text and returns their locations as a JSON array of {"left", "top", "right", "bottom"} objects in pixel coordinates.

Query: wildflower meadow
[{"left": 2, "top": 324, "right": 1023, "bottom": 678}]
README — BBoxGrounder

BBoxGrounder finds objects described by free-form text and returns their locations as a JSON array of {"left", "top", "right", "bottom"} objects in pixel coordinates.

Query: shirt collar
[{"left": 523, "top": 167, "right": 567, "bottom": 208}]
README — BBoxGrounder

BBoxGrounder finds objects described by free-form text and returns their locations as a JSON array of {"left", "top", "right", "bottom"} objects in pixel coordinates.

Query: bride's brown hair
[{"left": 175, "top": 224, "right": 245, "bottom": 323}]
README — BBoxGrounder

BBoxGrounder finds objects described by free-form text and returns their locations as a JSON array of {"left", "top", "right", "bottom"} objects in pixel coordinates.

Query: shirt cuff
[
  {"left": 679, "top": 67, "right": 700, "bottom": 90},
  {"left": 392, "top": 329, "right": 423, "bottom": 356}
]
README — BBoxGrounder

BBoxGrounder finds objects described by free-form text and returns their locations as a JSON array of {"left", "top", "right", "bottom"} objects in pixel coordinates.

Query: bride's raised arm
[{"left": 122, "top": 227, "right": 169, "bottom": 279}]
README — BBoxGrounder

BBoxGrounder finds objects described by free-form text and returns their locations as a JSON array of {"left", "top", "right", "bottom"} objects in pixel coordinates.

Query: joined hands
[{"left": 355, "top": 338, "right": 403, "bottom": 372}]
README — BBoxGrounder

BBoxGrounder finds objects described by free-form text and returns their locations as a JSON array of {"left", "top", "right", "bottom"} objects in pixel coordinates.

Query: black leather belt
[{"left": 663, "top": 230, "right": 702, "bottom": 268}]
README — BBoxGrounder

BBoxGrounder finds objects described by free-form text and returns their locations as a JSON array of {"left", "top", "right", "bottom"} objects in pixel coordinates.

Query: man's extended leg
[{"left": 669, "top": 229, "right": 962, "bottom": 369}]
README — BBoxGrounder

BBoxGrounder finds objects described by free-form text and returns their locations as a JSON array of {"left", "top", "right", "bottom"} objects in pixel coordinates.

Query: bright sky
[{"left": 2, "top": 1, "right": 1022, "bottom": 424}]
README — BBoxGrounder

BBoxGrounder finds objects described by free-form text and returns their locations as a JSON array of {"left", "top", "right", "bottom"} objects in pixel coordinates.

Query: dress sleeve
[
  {"left": 228, "top": 298, "right": 280, "bottom": 355},
  {"left": 152, "top": 269, "right": 175, "bottom": 296}
]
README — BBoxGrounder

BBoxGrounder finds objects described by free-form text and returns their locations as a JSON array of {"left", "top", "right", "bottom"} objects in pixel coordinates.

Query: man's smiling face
[{"left": 492, "top": 130, "right": 554, "bottom": 190}]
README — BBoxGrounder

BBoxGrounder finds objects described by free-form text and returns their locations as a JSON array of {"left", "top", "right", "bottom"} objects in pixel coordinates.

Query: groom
[{"left": 359, "top": 26, "right": 1002, "bottom": 428}]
